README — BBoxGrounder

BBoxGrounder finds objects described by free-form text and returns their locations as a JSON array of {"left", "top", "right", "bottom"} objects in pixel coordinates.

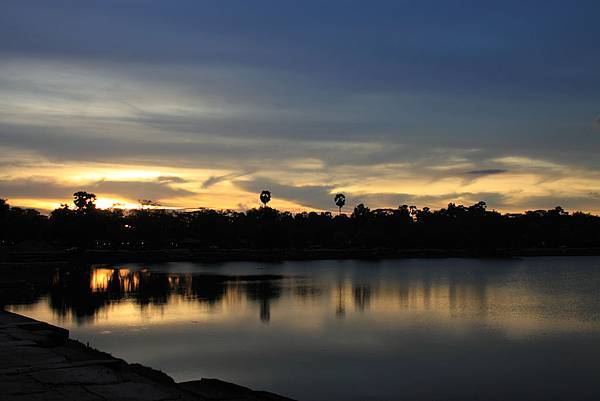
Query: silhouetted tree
[
  {"left": 334, "top": 193, "right": 346, "bottom": 214},
  {"left": 73, "top": 191, "right": 97, "bottom": 212},
  {"left": 352, "top": 203, "right": 371, "bottom": 219},
  {"left": 2, "top": 194, "right": 600, "bottom": 253},
  {"left": 260, "top": 190, "right": 271, "bottom": 207},
  {"left": 0, "top": 199, "right": 9, "bottom": 215},
  {"left": 0, "top": 199, "right": 45, "bottom": 245}
]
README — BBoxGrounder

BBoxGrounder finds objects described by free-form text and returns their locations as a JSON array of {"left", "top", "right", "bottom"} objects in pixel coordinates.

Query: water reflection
[
  {"left": 5, "top": 258, "right": 600, "bottom": 401},
  {"left": 42, "top": 267, "right": 289, "bottom": 323},
  {"left": 6, "top": 258, "right": 600, "bottom": 333}
]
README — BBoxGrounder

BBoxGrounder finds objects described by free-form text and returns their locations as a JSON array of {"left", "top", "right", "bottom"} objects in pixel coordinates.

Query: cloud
[
  {"left": 233, "top": 175, "right": 512, "bottom": 211},
  {"left": 0, "top": 120, "right": 408, "bottom": 173},
  {"left": 0, "top": 176, "right": 195, "bottom": 203},
  {"left": 202, "top": 175, "right": 228, "bottom": 189},
  {"left": 235, "top": 177, "right": 335, "bottom": 209},
  {"left": 492, "top": 156, "right": 564, "bottom": 170},
  {"left": 3, "top": 1, "right": 600, "bottom": 99},
  {"left": 157, "top": 176, "right": 187, "bottom": 184},
  {"left": 202, "top": 172, "right": 251, "bottom": 189},
  {"left": 465, "top": 169, "right": 508, "bottom": 176},
  {"left": 343, "top": 191, "right": 510, "bottom": 211},
  {"left": 1, "top": 4, "right": 600, "bottom": 216},
  {"left": 0, "top": 178, "right": 74, "bottom": 199},
  {"left": 89, "top": 179, "right": 194, "bottom": 201},
  {"left": 515, "top": 193, "right": 600, "bottom": 212}
]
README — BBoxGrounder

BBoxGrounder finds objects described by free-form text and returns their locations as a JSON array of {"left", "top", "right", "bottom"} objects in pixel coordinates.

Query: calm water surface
[{"left": 7, "top": 257, "right": 600, "bottom": 401}]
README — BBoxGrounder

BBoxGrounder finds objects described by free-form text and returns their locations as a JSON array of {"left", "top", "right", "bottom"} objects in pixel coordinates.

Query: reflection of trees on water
[
  {"left": 294, "top": 284, "right": 322, "bottom": 298},
  {"left": 189, "top": 275, "right": 229, "bottom": 305},
  {"left": 335, "top": 283, "right": 345, "bottom": 319},
  {"left": 41, "top": 268, "right": 291, "bottom": 324},
  {"left": 447, "top": 273, "right": 489, "bottom": 319},
  {"left": 48, "top": 269, "right": 106, "bottom": 322},
  {"left": 133, "top": 270, "right": 170, "bottom": 306},
  {"left": 245, "top": 280, "right": 282, "bottom": 323},
  {"left": 5, "top": 266, "right": 502, "bottom": 325},
  {"left": 354, "top": 285, "right": 371, "bottom": 311}
]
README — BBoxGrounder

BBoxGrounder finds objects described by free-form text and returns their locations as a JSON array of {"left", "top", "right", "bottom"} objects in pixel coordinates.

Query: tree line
[{"left": 1, "top": 191, "right": 599, "bottom": 251}]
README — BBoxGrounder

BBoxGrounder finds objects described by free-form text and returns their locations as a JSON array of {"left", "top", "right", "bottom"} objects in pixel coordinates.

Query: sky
[{"left": 1, "top": 0, "right": 599, "bottom": 213}]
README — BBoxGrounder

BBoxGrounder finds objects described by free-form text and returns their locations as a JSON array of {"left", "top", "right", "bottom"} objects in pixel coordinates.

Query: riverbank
[
  {"left": 2, "top": 246, "right": 600, "bottom": 268},
  {"left": 0, "top": 310, "right": 294, "bottom": 401}
]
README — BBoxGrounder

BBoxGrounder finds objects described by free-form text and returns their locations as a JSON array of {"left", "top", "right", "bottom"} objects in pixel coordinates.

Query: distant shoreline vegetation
[{"left": 1, "top": 192, "right": 599, "bottom": 251}]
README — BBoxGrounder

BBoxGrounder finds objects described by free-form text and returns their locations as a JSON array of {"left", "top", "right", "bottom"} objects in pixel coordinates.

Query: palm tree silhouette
[
  {"left": 334, "top": 193, "right": 346, "bottom": 214},
  {"left": 260, "top": 190, "right": 271, "bottom": 207}
]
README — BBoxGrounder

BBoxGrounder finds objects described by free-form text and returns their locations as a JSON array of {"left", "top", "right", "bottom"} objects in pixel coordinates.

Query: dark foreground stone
[{"left": 0, "top": 310, "right": 295, "bottom": 401}]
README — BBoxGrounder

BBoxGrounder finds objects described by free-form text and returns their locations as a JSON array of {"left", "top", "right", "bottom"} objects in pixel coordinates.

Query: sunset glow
[{"left": 1, "top": 3, "right": 598, "bottom": 214}]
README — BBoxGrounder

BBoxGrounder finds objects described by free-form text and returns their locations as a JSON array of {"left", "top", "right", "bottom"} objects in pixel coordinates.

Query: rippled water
[{"left": 7, "top": 257, "right": 600, "bottom": 401}]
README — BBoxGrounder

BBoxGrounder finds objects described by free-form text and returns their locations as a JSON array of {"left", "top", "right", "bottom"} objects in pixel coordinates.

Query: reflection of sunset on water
[
  {"left": 9, "top": 259, "right": 600, "bottom": 338},
  {"left": 91, "top": 268, "right": 132, "bottom": 292},
  {"left": 6, "top": 258, "right": 600, "bottom": 401}
]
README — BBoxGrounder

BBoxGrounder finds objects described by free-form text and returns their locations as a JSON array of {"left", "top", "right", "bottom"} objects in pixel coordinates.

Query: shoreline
[
  {"left": 1, "top": 247, "right": 600, "bottom": 269},
  {"left": 0, "top": 309, "right": 294, "bottom": 401}
]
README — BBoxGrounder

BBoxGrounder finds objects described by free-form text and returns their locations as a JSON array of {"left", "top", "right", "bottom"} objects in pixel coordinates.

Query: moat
[{"left": 6, "top": 257, "right": 600, "bottom": 401}]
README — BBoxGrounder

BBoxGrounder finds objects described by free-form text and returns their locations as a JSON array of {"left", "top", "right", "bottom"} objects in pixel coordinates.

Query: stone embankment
[{"left": 0, "top": 310, "right": 294, "bottom": 401}]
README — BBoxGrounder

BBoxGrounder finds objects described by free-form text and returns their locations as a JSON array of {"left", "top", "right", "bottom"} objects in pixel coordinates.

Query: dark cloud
[
  {"left": 2, "top": 1, "right": 599, "bottom": 97},
  {"left": 202, "top": 172, "right": 252, "bottom": 189},
  {"left": 89, "top": 180, "right": 194, "bottom": 201},
  {"left": 0, "top": 178, "right": 74, "bottom": 199},
  {"left": 516, "top": 193, "right": 600, "bottom": 212},
  {"left": 0, "top": 177, "right": 194, "bottom": 203},
  {"left": 234, "top": 176, "right": 510, "bottom": 211},
  {"left": 465, "top": 169, "right": 508, "bottom": 176},
  {"left": 347, "top": 192, "right": 509, "bottom": 211},
  {"left": 126, "top": 112, "right": 392, "bottom": 142},
  {"left": 202, "top": 175, "right": 229, "bottom": 189},
  {"left": 157, "top": 176, "right": 187, "bottom": 184},
  {"left": 235, "top": 177, "right": 334, "bottom": 210},
  {"left": 0, "top": 121, "right": 406, "bottom": 170}
]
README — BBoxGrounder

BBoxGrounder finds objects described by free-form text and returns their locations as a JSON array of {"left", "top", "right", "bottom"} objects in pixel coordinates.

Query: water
[{"left": 7, "top": 257, "right": 600, "bottom": 401}]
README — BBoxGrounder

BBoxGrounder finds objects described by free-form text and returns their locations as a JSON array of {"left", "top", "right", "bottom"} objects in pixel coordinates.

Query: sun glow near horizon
[{"left": 3, "top": 155, "right": 600, "bottom": 215}]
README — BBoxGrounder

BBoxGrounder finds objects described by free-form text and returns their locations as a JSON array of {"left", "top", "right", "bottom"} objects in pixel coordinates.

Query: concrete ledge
[{"left": 0, "top": 310, "right": 296, "bottom": 401}]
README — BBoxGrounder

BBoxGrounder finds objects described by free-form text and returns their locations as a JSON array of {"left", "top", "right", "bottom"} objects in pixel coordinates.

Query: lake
[{"left": 6, "top": 257, "right": 600, "bottom": 401}]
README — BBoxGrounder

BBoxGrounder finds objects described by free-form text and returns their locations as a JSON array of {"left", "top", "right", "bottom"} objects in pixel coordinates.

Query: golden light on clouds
[
  {"left": 2, "top": 59, "right": 599, "bottom": 215},
  {"left": 2, "top": 154, "right": 600, "bottom": 214}
]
